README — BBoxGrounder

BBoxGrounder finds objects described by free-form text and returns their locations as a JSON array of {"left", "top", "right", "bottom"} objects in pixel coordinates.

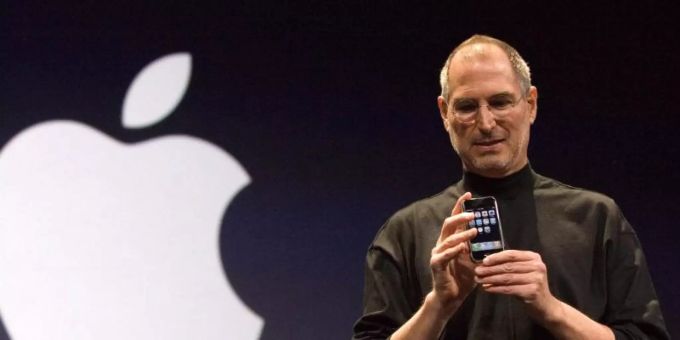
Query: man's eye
[
  {"left": 454, "top": 102, "right": 478, "bottom": 114},
  {"left": 489, "top": 99, "right": 513, "bottom": 110}
]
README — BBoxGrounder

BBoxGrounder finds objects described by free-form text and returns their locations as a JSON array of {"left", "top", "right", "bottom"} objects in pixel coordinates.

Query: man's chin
[{"left": 467, "top": 157, "right": 512, "bottom": 177}]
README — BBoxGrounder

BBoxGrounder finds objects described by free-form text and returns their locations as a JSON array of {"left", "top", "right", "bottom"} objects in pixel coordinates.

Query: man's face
[{"left": 437, "top": 43, "right": 538, "bottom": 178}]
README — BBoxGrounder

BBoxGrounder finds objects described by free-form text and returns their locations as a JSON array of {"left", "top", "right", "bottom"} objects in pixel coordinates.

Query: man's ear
[
  {"left": 437, "top": 96, "right": 451, "bottom": 131},
  {"left": 527, "top": 86, "right": 538, "bottom": 124}
]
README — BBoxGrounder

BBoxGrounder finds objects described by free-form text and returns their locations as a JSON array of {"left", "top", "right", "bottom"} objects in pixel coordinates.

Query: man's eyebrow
[
  {"left": 452, "top": 92, "right": 515, "bottom": 103},
  {"left": 488, "top": 91, "right": 514, "bottom": 98},
  {"left": 452, "top": 97, "right": 476, "bottom": 104}
]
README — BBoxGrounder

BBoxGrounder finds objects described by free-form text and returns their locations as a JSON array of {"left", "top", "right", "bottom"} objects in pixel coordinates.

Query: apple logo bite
[{"left": 0, "top": 53, "right": 263, "bottom": 339}]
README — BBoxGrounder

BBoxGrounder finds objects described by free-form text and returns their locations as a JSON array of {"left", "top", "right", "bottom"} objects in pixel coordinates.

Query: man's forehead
[
  {"left": 447, "top": 43, "right": 517, "bottom": 94},
  {"left": 450, "top": 43, "right": 510, "bottom": 70}
]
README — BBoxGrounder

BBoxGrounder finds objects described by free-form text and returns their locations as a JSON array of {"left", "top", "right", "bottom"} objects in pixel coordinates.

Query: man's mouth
[{"left": 474, "top": 139, "right": 504, "bottom": 147}]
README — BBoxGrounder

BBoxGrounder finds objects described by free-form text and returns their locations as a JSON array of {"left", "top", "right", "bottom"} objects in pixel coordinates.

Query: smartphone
[{"left": 462, "top": 196, "right": 505, "bottom": 262}]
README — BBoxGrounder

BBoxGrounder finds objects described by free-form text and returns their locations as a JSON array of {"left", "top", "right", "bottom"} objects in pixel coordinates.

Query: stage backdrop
[{"left": 1, "top": 2, "right": 678, "bottom": 339}]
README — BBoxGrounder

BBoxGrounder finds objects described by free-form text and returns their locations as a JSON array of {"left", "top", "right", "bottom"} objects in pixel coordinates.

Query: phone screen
[{"left": 463, "top": 196, "right": 505, "bottom": 262}]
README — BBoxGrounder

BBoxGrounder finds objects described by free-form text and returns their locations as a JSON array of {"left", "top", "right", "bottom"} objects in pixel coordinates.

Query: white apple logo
[{"left": 0, "top": 53, "right": 263, "bottom": 339}]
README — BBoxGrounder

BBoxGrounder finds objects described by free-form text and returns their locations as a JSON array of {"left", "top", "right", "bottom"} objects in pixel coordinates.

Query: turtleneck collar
[{"left": 461, "top": 163, "right": 535, "bottom": 200}]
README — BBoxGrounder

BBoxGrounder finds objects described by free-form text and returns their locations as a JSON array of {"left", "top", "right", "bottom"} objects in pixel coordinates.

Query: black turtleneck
[
  {"left": 353, "top": 166, "right": 669, "bottom": 340},
  {"left": 461, "top": 163, "right": 534, "bottom": 198}
]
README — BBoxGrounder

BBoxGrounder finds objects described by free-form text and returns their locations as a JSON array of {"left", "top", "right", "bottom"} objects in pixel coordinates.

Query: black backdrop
[{"left": 2, "top": 2, "right": 679, "bottom": 339}]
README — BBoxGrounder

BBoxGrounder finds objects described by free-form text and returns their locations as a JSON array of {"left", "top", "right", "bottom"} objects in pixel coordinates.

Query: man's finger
[
  {"left": 435, "top": 228, "right": 477, "bottom": 253},
  {"left": 481, "top": 249, "right": 540, "bottom": 266},
  {"left": 476, "top": 272, "right": 541, "bottom": 286},
  {"left": 438, "top": 212, "right": 475, "bottom": 242},
  {"left": 451, "top": 192, "right": 472, "bottom": 216},
  {"left": 430, "top": 243, "right": 466, "bottom": 272},
  {"left": 474, "top": 261, "right": 542, "bottom": 277},
  {"left": 481, "top": 283, "right": 539, "bottom": 300}
]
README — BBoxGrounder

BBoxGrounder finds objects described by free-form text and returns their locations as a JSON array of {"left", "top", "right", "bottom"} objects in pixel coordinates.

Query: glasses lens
[
  {"left": 454, "top": 100, "right": 478, "bottom": 114},
  {"left": 489, "top": 98, "right": 514, "bottom": 111},
  {"left": 453, "top": 100, "right": 477, "bottom": 122},
  {"left": 451, "top": 95, "right": 520, "bottom": 123}
]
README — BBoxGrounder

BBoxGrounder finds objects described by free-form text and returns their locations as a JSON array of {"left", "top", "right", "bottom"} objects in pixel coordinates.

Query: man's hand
[
  {"left": 474, "top": 250, "right": 614, "bottom": 340},
  {"left": 395, "top": 200, "right": 614, "bottom": 340},
  {"left": 390, "top": 193, "right": 479, "bottom": 340},
  {"left": 428, "top": 192, "right": 478, "bottom": 314},
  {"left": 474, "top": 250, "right": 560, "bottom": 321}
]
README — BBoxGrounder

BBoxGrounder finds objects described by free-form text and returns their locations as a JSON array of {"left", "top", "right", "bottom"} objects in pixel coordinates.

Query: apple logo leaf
[{"left": 122, "top": 52, "right": 192, "bottom": 129}]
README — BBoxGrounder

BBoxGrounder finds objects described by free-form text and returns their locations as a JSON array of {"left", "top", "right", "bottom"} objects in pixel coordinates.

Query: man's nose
[{"left": 476, "top": 105, "right": 497, "bottom": 132}]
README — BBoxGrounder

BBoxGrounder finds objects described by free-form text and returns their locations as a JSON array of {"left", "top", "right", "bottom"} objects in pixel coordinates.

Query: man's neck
[
  {"left": 461, "top": 163, "right": 533, "bottom": 199},
  {"left": 462, "top": 160, "right": 530, "bottom": 179}
]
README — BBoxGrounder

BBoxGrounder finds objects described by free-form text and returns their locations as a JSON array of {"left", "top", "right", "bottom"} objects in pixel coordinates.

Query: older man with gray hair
[{"left": 353, "top": 35, "right": 668, "bottom": 340}]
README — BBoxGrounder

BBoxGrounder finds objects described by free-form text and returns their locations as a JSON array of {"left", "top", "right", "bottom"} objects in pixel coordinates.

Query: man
[{"left": 352, "top": 35, "right": 669, "bottom": 340}]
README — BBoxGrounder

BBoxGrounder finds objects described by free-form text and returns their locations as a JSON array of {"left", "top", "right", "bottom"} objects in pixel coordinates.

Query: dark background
[{"left": 2, "top": 2, "right": 678, "bottom": 339}]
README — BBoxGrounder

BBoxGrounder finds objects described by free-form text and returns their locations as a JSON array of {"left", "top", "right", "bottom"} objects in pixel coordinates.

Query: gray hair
[{"left": 439, "top": 34, "right": 532, "bottom": 100}]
